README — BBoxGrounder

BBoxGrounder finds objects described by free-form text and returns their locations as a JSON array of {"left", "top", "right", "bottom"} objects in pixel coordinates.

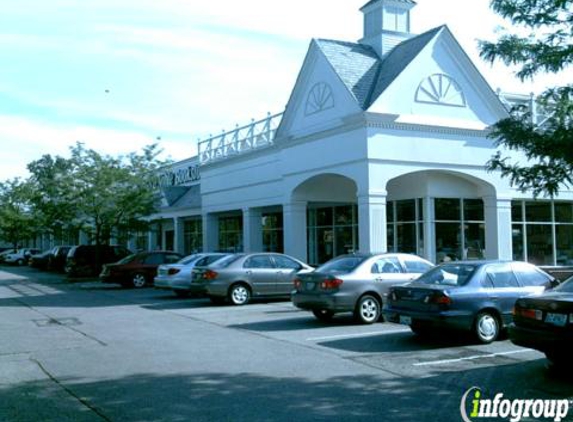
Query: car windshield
[
  {"left": 116, "top": 254, "right": 138, "bottom": 265},
  {"left": 415, "top": 264, "right": 478, "bottom": 286},
  {"left": 316, "top": 256, "right": 368, "bottom": 274},
  {"left": 555, "top": 277, "right": 573, "bottom": 293}
]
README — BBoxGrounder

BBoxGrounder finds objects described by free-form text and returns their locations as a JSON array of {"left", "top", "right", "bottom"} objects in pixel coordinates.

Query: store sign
[{"left": 157, "top": 165, "right": 201, "bottom": 187}]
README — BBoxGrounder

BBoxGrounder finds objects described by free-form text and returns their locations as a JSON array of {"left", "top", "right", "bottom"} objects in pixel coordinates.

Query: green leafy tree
[
  {"left": 479, "top": 0, "right": 573, "bottom": 197},
  {"left": 0, "top": 179, "right": 39, "bottom": 248},
  {"left": 66, "top": 142, "right": 165, "bottom": 252},
  {"left": 27, "top": 154, "right": 79, "bottom": 243}
]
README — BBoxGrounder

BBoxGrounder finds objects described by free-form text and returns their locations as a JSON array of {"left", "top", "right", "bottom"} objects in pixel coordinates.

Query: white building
[{"left": 148, "top": 0, "right": 573, "bottom": 267}]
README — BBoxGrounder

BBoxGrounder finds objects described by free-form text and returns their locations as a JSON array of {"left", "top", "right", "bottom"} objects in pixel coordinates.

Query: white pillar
[
  {"left": 174, "top": 217, "right": 185, "bottom": 254},
  {"left": 243, "top": 208, "right": 263, "bottom": 253},
  {"left": 484, "top": 196, "right": 513, "bottom": 260},
  {"left": 358, "top": 192, "right": 387, "bottom": 254},
  {"left": 147, "top": 229, "right": 155, "bottom": 251},
  {"left": 202, "top": 213, "right": 219, "bottom": 252},
  {"left": 283, "top": 201, "right": 307, "bottom": 262},
  {"left": 423, "top": 196, "right": 435, "bottom": 262}
]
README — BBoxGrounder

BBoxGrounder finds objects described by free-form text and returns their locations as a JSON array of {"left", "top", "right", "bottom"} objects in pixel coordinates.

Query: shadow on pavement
[{"left": 1, "top": 363, "right": 572, "bottom": 422}]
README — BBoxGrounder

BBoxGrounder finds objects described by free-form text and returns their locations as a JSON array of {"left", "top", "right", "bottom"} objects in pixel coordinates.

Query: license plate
[
  {"left": 305, "top": 282, "right": 315, "bottom": 291},
  {"left": 545, "top": 313, "right": 567, "bottom": 327},
  {"left": 399, "top": 315, "right": 412, "bottom": 325}
]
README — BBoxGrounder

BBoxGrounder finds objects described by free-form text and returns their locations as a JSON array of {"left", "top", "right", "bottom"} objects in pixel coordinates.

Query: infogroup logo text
[{"left": 460, "top": 387, "right": 570, "bottom": 422}]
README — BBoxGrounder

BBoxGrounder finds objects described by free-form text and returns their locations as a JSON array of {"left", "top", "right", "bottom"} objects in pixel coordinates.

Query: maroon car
[{"left": 100, "top": 251, "right": 183, "bottom": 288}]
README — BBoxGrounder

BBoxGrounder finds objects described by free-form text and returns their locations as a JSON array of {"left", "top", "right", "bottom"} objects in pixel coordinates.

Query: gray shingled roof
[{"left": 315, "top": 25, "right": 443, "bottom": 110}]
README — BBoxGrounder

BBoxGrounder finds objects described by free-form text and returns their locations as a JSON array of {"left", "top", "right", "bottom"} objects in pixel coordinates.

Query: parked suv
[
  {"left": 47, "top": 245, "right": 72, "bottom": 272},
  {"left": 65, "top": 244, "right": 132, "bottom": 277}
]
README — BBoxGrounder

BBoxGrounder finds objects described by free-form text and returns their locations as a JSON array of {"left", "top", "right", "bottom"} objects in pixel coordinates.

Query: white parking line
[
  {"left": 307, "top": 328, "right": 410, "bottom": 342},
  {"left": 413, "top": 349, "right": 535, "bottom": 367}
]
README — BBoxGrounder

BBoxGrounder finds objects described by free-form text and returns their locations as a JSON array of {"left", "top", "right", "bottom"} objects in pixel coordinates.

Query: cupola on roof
[{"left": 359, "top": 0, "right": 416, "bottom": 58}]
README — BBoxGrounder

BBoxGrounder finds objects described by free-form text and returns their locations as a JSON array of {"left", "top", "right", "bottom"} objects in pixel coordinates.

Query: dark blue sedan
[{"left": 383, "top": 260, "right": 556, "bottom": 343}]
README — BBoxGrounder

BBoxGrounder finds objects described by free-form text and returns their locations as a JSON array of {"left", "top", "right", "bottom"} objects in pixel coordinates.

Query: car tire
[
  {"left": 17, "top": 259, "right": 24, "bottom": 266},
  {"left": 354, "top": 295, "right": 381, "bottom": 324},
  {"left": 174, "top": 290, "right": 190, "bottom": 298},
  {"left": 312, "top": 309, "right": 334, "bottom": 322},
  {"left": 474, "top": 311, "right": 499, "bottom": 344},
  {"left": 131, "top": 273, "right": 147, "bottom": 289},
  {"left": 228, "top": 283, "right": 251, "bottom": 306}
]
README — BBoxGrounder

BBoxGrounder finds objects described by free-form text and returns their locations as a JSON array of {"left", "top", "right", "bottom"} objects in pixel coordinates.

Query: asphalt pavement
[{"left": 0, "top": 265, "right": 572, "bottom": 422}]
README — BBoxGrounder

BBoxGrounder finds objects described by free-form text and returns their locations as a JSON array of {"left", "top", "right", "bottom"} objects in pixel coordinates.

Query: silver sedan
[
  {"left": 154, "top": 253, "right": 229, "bottom": 297},
  {"left": 291, "top": 253, "right": 434, "bottom": 324},
  {"left": 192, "top": 253, "right": 314, "bottom": 305}
]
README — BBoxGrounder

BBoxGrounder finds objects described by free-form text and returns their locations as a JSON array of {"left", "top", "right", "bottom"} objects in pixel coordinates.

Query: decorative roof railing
[
  {"left": 198, "top": 112, "right": 283, "bottom": 165},
  {"left": 497, "top": 90, "right": 555, "bottom": 127}
]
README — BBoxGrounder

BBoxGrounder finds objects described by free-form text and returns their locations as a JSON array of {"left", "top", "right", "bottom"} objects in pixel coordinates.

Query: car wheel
[
  {"left": 131, "top": 273, "right": 147, "bottom": 289},
  {"left": 174, "top": 290, "right": 190, "bottom": 298},
  {"left": 474, "top": 311, "right": 499, "bottom": 344},
  {"left": 228, "top": 283, "right": 251, "bottom": 306},
  {"left": 354, "top": 295, "right": 381, "bottom": 324},
  {"left": 17, "top": 259, "right": 24, "bottom": 266},
  {"left": 312, "top": 309, "right": 334, "bottom": 322}
]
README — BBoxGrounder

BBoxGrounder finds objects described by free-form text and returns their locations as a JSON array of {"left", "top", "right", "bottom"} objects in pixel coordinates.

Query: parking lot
[{"left": 1, "top": 265, "right": 572, "bottom": 422}]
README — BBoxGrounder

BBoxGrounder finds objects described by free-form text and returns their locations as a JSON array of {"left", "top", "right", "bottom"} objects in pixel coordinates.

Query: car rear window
[
  {"left": 415, "top": 264, "right": 478, "bottom": 286},
  {"left": 316, "top": 256, "right": 368, "bottom": 274},
  {"left": 117, "top": 254, "right": 137, "bottom": 264},
  {"left": 211, "top": 254, "right": 244, "bottom": 268}
]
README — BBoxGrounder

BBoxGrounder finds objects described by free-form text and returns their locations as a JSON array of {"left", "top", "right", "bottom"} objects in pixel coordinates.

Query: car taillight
[
  {"left": 203, "top": 270, "right": 218, "bottom": 280},
  {"left": 320, "top": 278, "right": 343, "bottom": 290},
  {"left": 168, "top": 268, "right": 180, "bottom": 275},
  {"left": 293, "top": 278, "right": 302, "bottom": 289},
  {"left": 513, "top": 307, "right": 542, "bottom": 321},
  {"left": 425, "top": 293, "right": 452, "bottom": 306}
]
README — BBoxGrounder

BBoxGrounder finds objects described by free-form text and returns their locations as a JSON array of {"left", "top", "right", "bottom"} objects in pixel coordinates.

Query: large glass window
[
  {"left": 184, "top": 219, "right": 202, "bottom": 254},
  {"left": 262, "top": 212, "right": 283, "bottom": 253},
  {"left": 434, "top": 198, "right": 485, "bottom": 262},
  {"left": 307, "top": 205, "right": 358, "bottom": 266},
  {"left": 512, "top": 200, "right": 573, "bottom": 266},
  {"left": 218, "top": 216, "right": 243, "bottom": 253},
  {"left": 387, "top": 199, "right": 423, "bottom": 255}
]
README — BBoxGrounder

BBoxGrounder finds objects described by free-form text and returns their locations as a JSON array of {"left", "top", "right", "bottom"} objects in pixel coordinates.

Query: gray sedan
[
  {"left": 192, "top": 253, "right": 314, "bottom": 305},
  {"left": 154, "top": 253, "right": 229, "bottom": 297},
  {"left": 291, "top": 253, "right": 434, "bottom": 324}
]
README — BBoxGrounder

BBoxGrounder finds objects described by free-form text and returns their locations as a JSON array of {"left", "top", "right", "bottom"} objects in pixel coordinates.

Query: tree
[
  {"left": 0, "top": 179, "right": 38, "bottom": 248},
  {"left": 27, "top": 154, "right": 79, "bottom": 243},
  {"left": 65, "top": 142, "right": 166, "bottom": 250},
  {"left": 479, "top": 0, "right": 573, "bottom": 197}
]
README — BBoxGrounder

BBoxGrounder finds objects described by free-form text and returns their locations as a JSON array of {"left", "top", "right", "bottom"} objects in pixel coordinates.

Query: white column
[
  {"left": 283, "top": 201, "right": 307, "bottom": 262},
  {"left": 174, "top": 217, "right": 185, "bottom": 254},
  {"left": 423, "top": 196, "right": 436, "bottom": 262},
  {"left": 484, "top": 196, "right": 513, "bottom": 260},
  {"left": 202, "top": 213, "right": 219, "bottom": 252},
  {"left": 358, "top": 192, "right": 387, "bottom": 254},
  {"left": 243, "top": 208, "right": 263, "bottom": 253},
  {"left": 147, "top": 228, "right": 155, "bottom": 251}
]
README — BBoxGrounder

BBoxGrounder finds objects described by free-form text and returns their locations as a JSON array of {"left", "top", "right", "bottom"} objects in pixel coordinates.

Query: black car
[
  {"left": 47, "top": 245, "right": 72, "bottom": 272},
  {"left": 383, "top": 261, "right": 556, "bottom": 343},
  {"left": 509, "top": 276, "right": 573, "bottom": 367},
  {"left": 28, "top": 250, "right": 53, "bottom": 269},
  {"left": 65, "top": 244, "right": 132, "bottom": 277}
]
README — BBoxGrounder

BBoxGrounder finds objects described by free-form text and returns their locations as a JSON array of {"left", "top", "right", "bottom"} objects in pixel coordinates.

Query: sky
[{"left": 0, "top": 0, "right": 567, "bottom": 182}]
